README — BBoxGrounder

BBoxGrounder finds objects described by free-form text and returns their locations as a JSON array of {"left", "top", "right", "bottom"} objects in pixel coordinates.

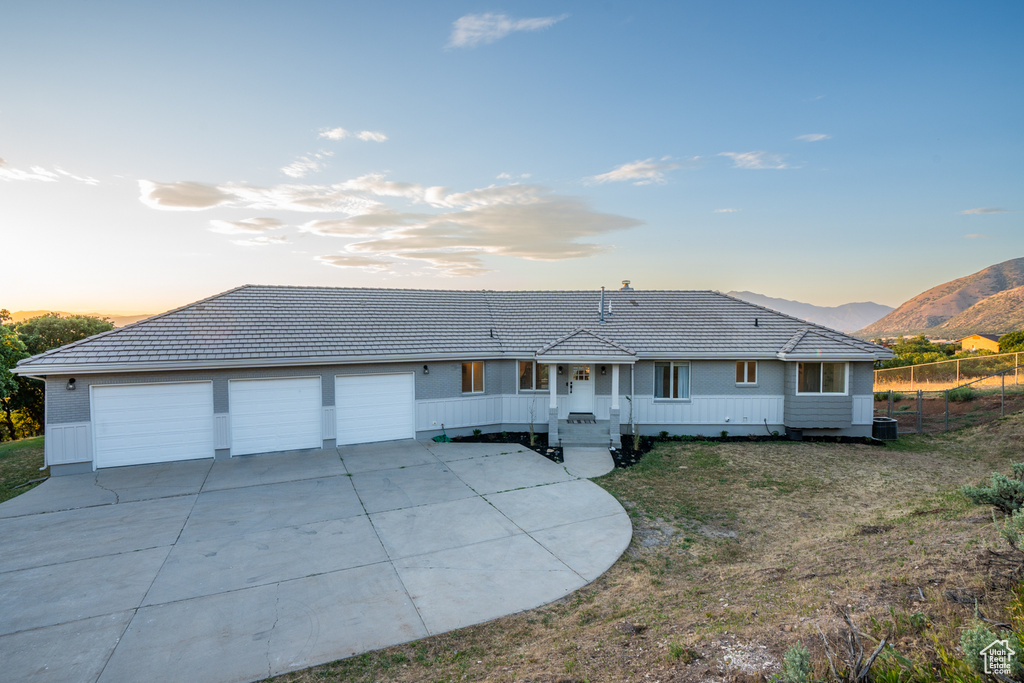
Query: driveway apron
[{"left": 0, "top": 440, "right": 631, "bottom": 683}]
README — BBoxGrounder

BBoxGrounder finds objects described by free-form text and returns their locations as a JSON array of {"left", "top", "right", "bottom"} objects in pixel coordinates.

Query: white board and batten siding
[
  {"left": 635, "top": 395, "right": 784, "bottom": 425},
  {"left": 336, "top": 373, "right": 415, "bottom": 445},
  {"left": 228, "top": 377, "right": 322, "bottom": 456},
  {"left": 92, "top": 382, "right": 215, "bottom": 469}
]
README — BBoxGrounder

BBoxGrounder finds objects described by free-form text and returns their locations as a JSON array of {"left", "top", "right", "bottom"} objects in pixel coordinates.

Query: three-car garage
[{"left": 89, "top": 373, "right": 416, "bottom": 469}]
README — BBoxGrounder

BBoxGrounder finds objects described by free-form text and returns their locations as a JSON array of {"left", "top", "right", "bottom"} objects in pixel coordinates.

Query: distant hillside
[
  {"left": 934, "top": 285, "right": 1024, "bottom": 337},
  {"left": 9, "top": 311, "right": 154, "bottom": 328},
  {"left": 726, "top": 291, "right": 893, "bottom": 333},
  {"left": 859, "top": 257, "right": 1024, "bottom": 338}
]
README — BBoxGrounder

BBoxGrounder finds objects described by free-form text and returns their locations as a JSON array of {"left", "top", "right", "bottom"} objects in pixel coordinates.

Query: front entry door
[{"left": 568, "top": 364, "right": 595, "bottom": 413}]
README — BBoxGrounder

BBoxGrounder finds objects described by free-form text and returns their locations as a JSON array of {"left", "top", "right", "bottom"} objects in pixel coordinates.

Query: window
[
  {"left": 797, "top": 362, "right": 846, "bottom": 394},
  {"left": 518, "top": 361, "right": 549, "bottom": 391},
  {"left": 462, "top": 361, "right": 484, "bottom": 393},
  {"left": 736, "top": 361, "right": 757, "bottom": 385},
  {"left": 654, "top": 361, "right": 690, "bottom": 399}
]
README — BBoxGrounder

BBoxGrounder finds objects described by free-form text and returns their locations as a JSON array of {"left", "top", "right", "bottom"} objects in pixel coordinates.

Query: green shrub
[
  {"left": 948, "top": 386, "right": 974, "bottom": 402},
  {"left": 960, "top": 622, "right": 1024, "bottom": 678},
  {"left": 962, "top": 463, "right": 1024, "bottom": 513},
  {"left": 472, "top": 428, "right": 482, "bottom": 436},
  {"left": 1002, "top": 507, "right": 1024, "bottom": 552},
  {"left": 780, "top": 642, "right": 812, "bottom": 683}
]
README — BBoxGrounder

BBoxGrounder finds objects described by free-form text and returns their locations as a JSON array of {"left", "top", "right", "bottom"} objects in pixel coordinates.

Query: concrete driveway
[{"left": 0, "top": 440, "right": 631, "bottom": 683}]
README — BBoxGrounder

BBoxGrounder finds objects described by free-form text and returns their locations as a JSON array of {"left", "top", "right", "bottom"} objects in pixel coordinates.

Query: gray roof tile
[{"left": 16, "top": 285, "right": 892, "bottom": 370}]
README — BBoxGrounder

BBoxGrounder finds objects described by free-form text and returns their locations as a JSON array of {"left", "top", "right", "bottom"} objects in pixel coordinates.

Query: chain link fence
[
  {"left": 874, "top": 364, "right": 1024, "bottom": 435},
  {"left": 874, "top": 351, "right": 1023, "bottom": 392}
]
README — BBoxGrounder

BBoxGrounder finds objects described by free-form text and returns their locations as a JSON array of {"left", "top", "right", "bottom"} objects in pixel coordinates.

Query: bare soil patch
[{"left": 273, "top": 412, "right": 1024, "bottom": 682}]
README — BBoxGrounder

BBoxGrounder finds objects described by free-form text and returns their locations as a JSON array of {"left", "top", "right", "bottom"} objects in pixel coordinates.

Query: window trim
[
  {"left": 735, "top": 360, "right": 758, "bottom": 386},
  {"left": 461, "top": 361, "right": 485, "bottom": 394},
  {"left": 795, "top": 361, "right": 849, "bottom": 396},
  {"left": 517, "top": 360, "right": 549, "bottom": 393},
  {"left": 653, "top": 361, "right": 691, "bottom": 401}
]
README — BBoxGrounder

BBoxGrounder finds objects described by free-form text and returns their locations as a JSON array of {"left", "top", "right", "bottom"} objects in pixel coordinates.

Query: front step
[{"left": 557, "top": 419, "right": 612, "bottom": 447}]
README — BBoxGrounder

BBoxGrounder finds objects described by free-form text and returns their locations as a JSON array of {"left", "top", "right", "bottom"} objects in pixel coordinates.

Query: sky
[{"left": 2, "top": 1, "right": 1022, "bottom": 314}]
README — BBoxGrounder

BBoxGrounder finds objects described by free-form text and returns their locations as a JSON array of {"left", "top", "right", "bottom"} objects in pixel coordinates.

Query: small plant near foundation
[
  {"left": 720, "top": 430, "right": 729, "bottom": 438},
  {"left": 472, "top": 428, "right": 482, "bottom": 436}
]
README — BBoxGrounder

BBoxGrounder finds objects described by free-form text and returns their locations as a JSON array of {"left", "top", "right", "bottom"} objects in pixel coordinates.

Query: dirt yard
[
  {"left": 881, "top": 389, "right": 1024, "bottom": 435},
  {"left": 273, "top": 413, "right": 1024, "bottom": 682}
]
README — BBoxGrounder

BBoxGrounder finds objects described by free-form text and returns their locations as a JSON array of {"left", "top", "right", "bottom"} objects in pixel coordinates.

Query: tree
[
  {"left": 9, "top": 313, "right": 115, "bottom": 437},
  {"left": 0, "top": 310, "right": 29, "bottom": 440},
  {"left": 999, "top": 331, "right": 1024, "bottom": 353}
]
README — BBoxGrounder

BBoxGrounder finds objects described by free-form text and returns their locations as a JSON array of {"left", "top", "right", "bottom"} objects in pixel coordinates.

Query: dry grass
[{"left": 272, "top": 414, "right": 1024, "bottom": 682}]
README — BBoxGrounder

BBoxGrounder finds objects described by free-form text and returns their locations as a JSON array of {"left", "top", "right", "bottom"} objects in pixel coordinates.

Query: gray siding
[
  {"left": 782, "top": 362, "right": 853, "bottom": 429},
  {"left": 631, "top": 360, "right": 783, "bottom": 398},
  {"left": 850, "top": 362, "right": 874, "bottom": 394}
]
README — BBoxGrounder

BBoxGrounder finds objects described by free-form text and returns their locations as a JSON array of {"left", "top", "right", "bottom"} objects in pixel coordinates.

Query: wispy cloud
[
  {"left": 960, "top": 207, "right": 1012, "bottom": 215},
  {"left": 209, "top": 217, "right": 284, "bottom": 235},
  {"left": 714, "top": 208, "right": 741, "bottom": 213},
  {"left": 795, "top": 133, "right": 830, "bottom": 142},
  {"left": 586, "top": 157, "right": 683, "bottom": 186},
  {"left": 316, "top": 252, "right": 394, "bottom": 272},
  {"left": 0, "top": 157, "right": 98, "bottom": 184},
  {"left": 964, "top": 233, "right": 995, "bottom": 239},
  {"left": 447, "top": 12, "right": 568, "bottom": 49},
  {"left": 138, "top": 180, "right": 234, "bottom": 210},
  {"left": 318, "top": 127, "right": 388, "bottom": 142},
  {"left": 497, "top": 172, "right": 531, "bottom": 180},
  {"left": 281, "top": 150, "right": 333, "bottom": 179},
  {"left": 232, "top": 235, "right": 289, "bottom": 247},
  {"left": 719, "top": 151, "right": 791, "bottom": 170},
  {"left": 141, "top": 172, "right": 642, "bottom": 276}
]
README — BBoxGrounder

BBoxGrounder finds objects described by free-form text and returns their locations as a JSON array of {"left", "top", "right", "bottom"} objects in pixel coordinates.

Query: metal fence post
[
  {"left": 944, "top": 389, "right": 949, "bottom": 432},
  {"left": 956, "top": 358, "right": 960, "bottom": 385},
  {"left": 888, "top": 390, "right": 893, "bottom": 418},
  {"left": 911, "top": 365, "right": 914, "bottom": 391},
  {"left": 1002, "top": 373, "right": 1006, "bottom": 418},
  {"left": 921, "top": 389, "right": 929, "bottom": 432}
]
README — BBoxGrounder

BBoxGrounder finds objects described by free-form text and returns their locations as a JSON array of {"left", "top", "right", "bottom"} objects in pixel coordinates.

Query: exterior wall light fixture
[
  {"left": 66, "top": 378, "right": 76, "bottom": 391},
  {"left": 423, "top": 365, "right": 429, "bottom": 375}
]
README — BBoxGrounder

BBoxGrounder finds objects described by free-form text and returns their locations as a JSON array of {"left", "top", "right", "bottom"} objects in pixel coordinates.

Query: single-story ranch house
[{"left": 14, "top": 284, "right": 894, "bottom": 475}]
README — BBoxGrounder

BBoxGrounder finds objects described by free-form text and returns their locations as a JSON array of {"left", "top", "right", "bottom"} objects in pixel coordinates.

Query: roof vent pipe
[
  {"left": 620, "top": 280, "right": 633, "bottom": 291},
  {"left": 754, "top": 318, "right": 759, "bottom": 327},
  {"left": 600, "top": 286, "right": 605, "bottom": 323}
]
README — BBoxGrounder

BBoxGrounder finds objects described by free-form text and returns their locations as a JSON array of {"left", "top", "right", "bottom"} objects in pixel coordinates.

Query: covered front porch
[{"left": 534, "top": 328, "right": 638, "bottom": 449}]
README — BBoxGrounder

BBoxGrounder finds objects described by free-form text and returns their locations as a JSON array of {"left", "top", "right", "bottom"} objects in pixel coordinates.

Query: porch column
[
  {"left": 609, "top": 364, "right": 622, "bottom": 448},
  {"left": 548, "top": 363, "right": 559, "bottom": 445}
]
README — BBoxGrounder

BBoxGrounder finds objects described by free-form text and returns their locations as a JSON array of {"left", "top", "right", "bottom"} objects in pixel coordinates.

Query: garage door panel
[
  {"left": 336, "top": 374, "right": 415, "bottom": 445},
  {"left": 229, "top": 377, "right": 322, "bottom": 456},
  {"left": 92, "top": 383, "right": 214, "bottom": 468}
]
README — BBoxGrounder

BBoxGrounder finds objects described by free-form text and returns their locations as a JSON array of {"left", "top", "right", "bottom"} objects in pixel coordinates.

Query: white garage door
[
  {"left": 229, "top": 377, "right": 322, "bottom": 456},
  {"left": 92, "top": 382, "right": 214, "bottom": 468},
  {"left": 335, "top": 374, "right": 415, "bottom": 445}
]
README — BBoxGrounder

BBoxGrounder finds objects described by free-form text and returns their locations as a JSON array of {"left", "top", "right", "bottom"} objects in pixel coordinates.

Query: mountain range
[
  {"left": 726, "top": 291, "right": 893, "bottom": 333},
  {"left": 857, "top": 257, "right": 1024, "bottom": 339}
]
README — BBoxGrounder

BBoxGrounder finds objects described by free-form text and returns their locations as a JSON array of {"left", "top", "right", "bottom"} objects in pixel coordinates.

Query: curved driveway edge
[{"left": 0, "top": 440, "right": 631, "bottom": 683}]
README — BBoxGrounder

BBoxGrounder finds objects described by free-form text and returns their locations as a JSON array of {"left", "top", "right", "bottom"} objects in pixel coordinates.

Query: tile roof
[
  {"left": 536, "top": 328, "right": 637, "bottom": 358},
  {"left": 15, "top": 285, "right": 893, "bottom": 372}
]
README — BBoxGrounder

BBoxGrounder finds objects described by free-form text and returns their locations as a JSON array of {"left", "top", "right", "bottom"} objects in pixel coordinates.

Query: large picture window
[
  {"left": 462, "top": 361, "right": 484, "bottom": 393},
  {"left": 518, "top": 361, "right": 549, "bottom": 391},
  {"left": 797, "top": 362, "right": 847, "bottom": 394},
  {"left": 654, "top": 361, "right": 690, "bottom": 399}
]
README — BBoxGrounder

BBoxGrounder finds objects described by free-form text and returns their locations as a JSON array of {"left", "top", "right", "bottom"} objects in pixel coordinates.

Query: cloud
[
  {"left": 281, "top": 150, "right": 333, "bottom": 179},
  {"left": 964, "top": 233, "right": 995, "bottom": 239},
  {"left": 447, "top": 12, "right": 568, "bottom": 48},
  {"left": 209, "top": 217, "right": 284, "bottom": 235},
  {"left": 318, "top": 127, "right": 388, "bottom": 142},
  {"left": 586, "top": 157, "right": 682, "bottom": 186},
  {"left": 497, "top": 172, "right": 531, "bottom": 180},
  {"left": 714, "top": 208, "right": 741, "bottom": 213},
  {"left": 719, "top": 151, "right": 791, "bottom": 170},
  {"left": 795, "top": 133, "right": 830, "bottom": 142},
  {"left": 0, "top": 157, "right": 98, "bottom": 184},
  {"left": 316, "top": 252, "right": 394, "bottom": 272},
  {"left": 232, "top": 235, "right": 289, "bottom": 247},
  {"left": 356, "top": 131, "right": 388, "bottom": 142},
  {"left": 138, "top": 180, "right": 235, "bottom": 210},
  {"left": 319, "top": 127, "right": 349, "bottom": 141},
  {"left": 960, "top": 207, "right": 1012, "bottom": 215},
  {"left": 141, "top": 170, "right": 643, "bottom": 276}
]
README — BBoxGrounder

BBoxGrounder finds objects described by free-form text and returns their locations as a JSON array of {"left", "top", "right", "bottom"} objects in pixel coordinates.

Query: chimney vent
[{"left": 619, "top": 280, "right": 633, "bottom": 291}]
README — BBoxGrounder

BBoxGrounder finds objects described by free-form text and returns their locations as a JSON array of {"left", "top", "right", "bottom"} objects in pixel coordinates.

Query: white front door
[{"left": 568, "top": 364, "right": 595, "bottom": 413}]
